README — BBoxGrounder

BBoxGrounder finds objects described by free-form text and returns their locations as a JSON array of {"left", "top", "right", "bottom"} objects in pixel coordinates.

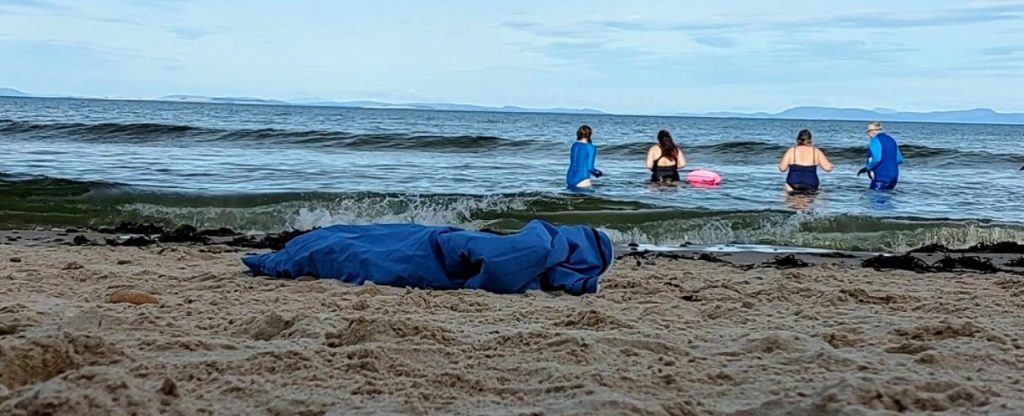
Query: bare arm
[
  {"left": 817, "top": 149, "right": 834, "bottom": 172},
  {"left": 676, "top": 149, "right": 686, "bottom": 169},
  {"left": 778, "top": 148, "right": 792, "bottom": 172},
  {"left": 645, "top": 147, "right": 657, "bottom": 170}
]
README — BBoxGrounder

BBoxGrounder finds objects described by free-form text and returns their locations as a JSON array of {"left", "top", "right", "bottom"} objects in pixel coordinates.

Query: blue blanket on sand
[{"left": 242, "top": 220, "right": 613, "bottom": 295}]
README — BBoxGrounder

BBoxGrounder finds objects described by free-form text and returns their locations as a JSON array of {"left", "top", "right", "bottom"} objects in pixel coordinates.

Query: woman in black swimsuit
[{"left": 645, "top": 130, "right": 686, "bottom": 183}]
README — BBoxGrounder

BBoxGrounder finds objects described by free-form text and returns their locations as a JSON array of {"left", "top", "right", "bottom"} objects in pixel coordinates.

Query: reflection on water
[
  {"left": 868, "top": 190, "right": 898, "bottom": 211},
  {"left": 785, "top": 191, "right": 819, "bottom": 213}
]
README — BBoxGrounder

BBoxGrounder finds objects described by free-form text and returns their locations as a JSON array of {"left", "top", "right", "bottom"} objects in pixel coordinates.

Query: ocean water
[{"left": 2, "top": 97, "right": 1023, "bottom": 251}]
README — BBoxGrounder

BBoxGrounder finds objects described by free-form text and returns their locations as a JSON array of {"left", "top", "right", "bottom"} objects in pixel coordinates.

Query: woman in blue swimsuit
[
  {"left": 778, "top": 129, "right": 833, "bottom": 192},
  {"left": 565, "top": 125, "right": 603, "bottom": 190}
]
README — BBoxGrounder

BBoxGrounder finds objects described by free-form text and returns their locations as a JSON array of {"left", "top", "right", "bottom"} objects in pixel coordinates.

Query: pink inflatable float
[{"left": 686, "top": 169, "right": 722, "bottom": 187}]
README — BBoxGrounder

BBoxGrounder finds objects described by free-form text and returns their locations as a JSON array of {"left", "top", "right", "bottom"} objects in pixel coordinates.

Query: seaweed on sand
[
  {"left": 862, "top": 254, "right": 933, "bottom": 273},
  {"left": 763, "top": 254, "right": 810, "bottom": 269},
  {"left": 932, "top": 255, "right": 1001, "bottom": 274}
]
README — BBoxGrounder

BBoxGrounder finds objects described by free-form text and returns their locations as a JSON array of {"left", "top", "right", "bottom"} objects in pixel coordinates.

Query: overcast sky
[{"left": 1, "top": 0, "right": 1022, "bottom": 114}]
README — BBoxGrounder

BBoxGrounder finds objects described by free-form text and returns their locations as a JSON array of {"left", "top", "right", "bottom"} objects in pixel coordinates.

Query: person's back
[
  {"left": 646, "top": 130, "right": 686, "bottom": 183},
  {"left": 871, "top": 133, "right": 900, "bottom": 181},
  {"left": 566, "top": 125, "right": 602, "bottom": 190},
  {"left": 790, "top": 145, "right": 819, "bottom": 165},
  {"left": 778, "top": 129, "right": 833, "bottom": 192},
  {"left": 863, "top": 122, "right": 904, "bottom": 190}
]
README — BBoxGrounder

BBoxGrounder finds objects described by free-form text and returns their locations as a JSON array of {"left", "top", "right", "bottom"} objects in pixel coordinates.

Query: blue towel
[{"left": 242, "top": 220, "right": 613, "bottom": 295}]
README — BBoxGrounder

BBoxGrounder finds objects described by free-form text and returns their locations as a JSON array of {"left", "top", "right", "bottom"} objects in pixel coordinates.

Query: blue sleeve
[
  {"left": 896, "top": 146, "right": 904, "bottom": 165},
  {"left": 865, "top": 138, "right": 883, "bottom": 170}
]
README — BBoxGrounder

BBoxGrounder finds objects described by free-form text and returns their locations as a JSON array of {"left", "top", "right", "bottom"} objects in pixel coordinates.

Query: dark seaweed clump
[
  {"left": 697, "top": 253, "right": 727, "bottom": 263},
  {"left": 932, "top": 255, "right": 1001, "bottom": 273},
  {"left": 908, "top": 244, "right": 949, "bottom": 254},
  {"left": 1005, "top": 257, "right": 1024, "bottom": 268},
  {"left": 966, "top": 242, "right": 1024, "bottom": 254},
  {"left": 910, "top": 241, "right": 1024, "bottom": 254},
  {"left": 96, "top": 221, "right": 166, "bottom": 235},
  {"left": 613, "top": 250, "right": 727, "bottom": 268},
  {"left": 158, "top": 225, "right": 212, "bottom": 244},
  {"left": 863, "top": 254, "right": 1007, "bottom": 274},
  {"left": 763, "top": 254, "right": 809, "bottom": 269},
  {"left": 90, "top": 221, "right": 320, "bottom": 250},
  {"left": 198, "top": 227, "right": 241, "bottom": 237},
  {"left": 224, "top": 229, "right": 313, "bottom": 251},
  {"left": 862, "top": 254, "right": 933, "bottom": 272}
]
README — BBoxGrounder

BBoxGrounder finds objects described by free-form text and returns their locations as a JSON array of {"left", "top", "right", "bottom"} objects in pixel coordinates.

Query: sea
[{"left": 2, "top": 97, "right": 1023, "bottom": 252}]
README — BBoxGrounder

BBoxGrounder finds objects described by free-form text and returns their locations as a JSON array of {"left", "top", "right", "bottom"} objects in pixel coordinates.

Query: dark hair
[
  {"left": 657, "top": 130, "right": 678, "bottom": 161},
  {"left": 576, "top": 125, "right": 593, "bottom": 143},
  {"left": 796, "top": 129, "right": 813, "bottom": 146}
]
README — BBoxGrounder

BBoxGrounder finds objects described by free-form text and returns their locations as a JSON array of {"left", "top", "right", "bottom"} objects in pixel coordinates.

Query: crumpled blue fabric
[{"left": 242, "top": 219, "right": 612, "bottom": 295}]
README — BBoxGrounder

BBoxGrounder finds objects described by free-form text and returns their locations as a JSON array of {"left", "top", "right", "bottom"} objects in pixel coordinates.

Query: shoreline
[{"left": 5, "top": 226, "right": 1024, "bottom": 275}]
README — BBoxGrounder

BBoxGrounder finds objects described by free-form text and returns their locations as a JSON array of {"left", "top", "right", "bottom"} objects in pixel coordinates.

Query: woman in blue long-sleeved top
[
  {"left": 860, "top": 122, "right": 904, "bottom": 190},
  {"left": 566, "top": 125, "right": 603, "bottom": 190}
]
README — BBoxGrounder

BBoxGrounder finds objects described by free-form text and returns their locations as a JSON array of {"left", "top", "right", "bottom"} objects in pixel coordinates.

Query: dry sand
[{"left": 2, "top": 240, "right": 1024, "bottom": 415}]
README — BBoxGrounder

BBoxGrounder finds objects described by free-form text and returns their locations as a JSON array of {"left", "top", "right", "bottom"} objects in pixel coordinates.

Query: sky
[{"left": 0, "top": 0, "right": 1022, "bottom": 114}]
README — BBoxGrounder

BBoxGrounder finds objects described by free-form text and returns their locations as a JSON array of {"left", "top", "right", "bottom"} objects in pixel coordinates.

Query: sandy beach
[{"left": 2, "top": 236, "right": 1024, "bottom": 415}]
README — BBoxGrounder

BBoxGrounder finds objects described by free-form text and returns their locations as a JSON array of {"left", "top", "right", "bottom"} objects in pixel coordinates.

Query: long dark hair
[
  {"left": 576, "top": 125, "right": 593, "bottom": 143},
  {"left": 657, "top": 130, "right": 678, "bottom": 161},
  {"left": 796, "top": 129, "right": 812, "bottom": 146}
]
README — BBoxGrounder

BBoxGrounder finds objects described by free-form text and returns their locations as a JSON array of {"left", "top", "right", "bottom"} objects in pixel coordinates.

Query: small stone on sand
[
  {"left": 109, "top": 290, "right": 159, "bottom": 305},
  {"left": 159, "top": 377, "right": 179, "bottom": 397}
]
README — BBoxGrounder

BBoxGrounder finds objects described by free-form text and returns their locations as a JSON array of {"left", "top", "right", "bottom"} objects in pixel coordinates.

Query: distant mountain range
[
  {"left": 0, "top": 87, "right": 30, "bottom": 97},
  {"left": 288, "top": 99, "right": 607, "bottom": 115},
  {"left": 676, "top": 106, "right": 1024, "bottom": 125},
  {"left": 2, "top": 87, "right": 1022, "bottom": 123},
  {"left": 158, "top": 95, "right": 291, "bottom": 106}
]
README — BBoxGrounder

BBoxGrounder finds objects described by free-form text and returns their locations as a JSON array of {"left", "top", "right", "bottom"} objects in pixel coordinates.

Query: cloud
[
  {"left": 589, "top": 3, "right": 1023, "bottom": 34},
  {"left": 953, "top": 61, "right": 1024, "bottom": 74},
  {"left": 0, "top": 0, "right": 60, "bottom": 9},
  {"left": 169, "top": 26, "right": 210, "bottom": 40},
  {"left": 980, "top": 45, "right": 1024, "bottom": 56},
  {"left": 767, "top": 40, "right": 916, "bottom": 62},
  {"left": 593, "top": 18, "right": 728, "bottom": 33},
  {"left": 820, "top": 4, "right": 1022, "bottom": 28},
  {"left": 498, "top": 21, "right": 539, "bottom": 30},
  {"left": 963, "top": 43, "right": 1024, "bottom": 74},
  {"left": 693, "top": 35, "right": 736, "bottom": 49},
  {"left": 0, "top": 0, "right": 67, "bottom": 15},
  {"left": 0, "top": 1, "right": 144, "bottom": 25},
  {"left": 498, "top": 21, "right": 591, "bottom": 39},
  {"left": 529, "top": 40, "right": 658, "bottom": 67}
]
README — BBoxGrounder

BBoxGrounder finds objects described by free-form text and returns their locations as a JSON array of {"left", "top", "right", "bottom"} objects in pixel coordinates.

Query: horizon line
[{"left": 2, "top": 90, "right": 1024, "bottom": 126}]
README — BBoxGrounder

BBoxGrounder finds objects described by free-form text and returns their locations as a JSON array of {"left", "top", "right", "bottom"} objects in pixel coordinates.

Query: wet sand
[{"left": 2, "top": 234, "right": 1024, "bottom": 415}]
